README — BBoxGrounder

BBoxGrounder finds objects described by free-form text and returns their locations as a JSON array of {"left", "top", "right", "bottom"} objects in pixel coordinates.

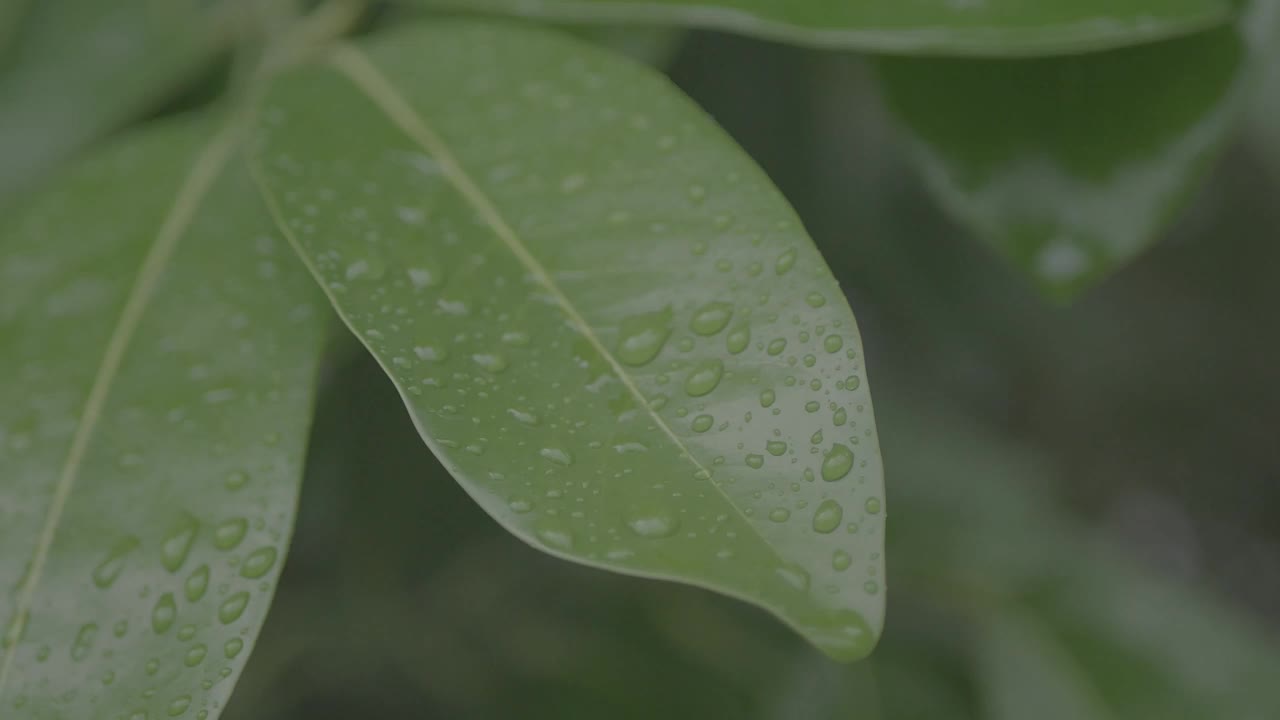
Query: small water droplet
[
  {"left": 775, "top": 249, "right": 797, "bottom": 275},
  {"left": 534, "top": 518, "right": 575, "bottom": 550},
  {"left": 725, "top": 325, "right": 750, "bottom": 354},
  {"left": 864, "top": 497, "right": 882, "bottom": 515},
  {"left": 224, "top": 470, "right": 249, "bottom": 491},
  {"left": 768, "top": 508, "right": 791, "bottom": 523},
  {"left": 560, "top": 172, "right": 588, "bottom": 193},
  {"left": 151, "top": 593, "right": 177, "bottom": 634},
  {"left": 775, "top": 564, "right": 810, "bottom": 591},
  {"left": 684, "top": 359, "right": 724, "bottom": 397},
  {"left": 92, "top": 537, "right": 140, "bottom": 589},
  {"left": 689, "top": 414, "right": 715, "bottom": 433},
  {"left": 802, "top": 354, "right": 816, "bottom": 368},
  {"left": 625, "top": 507, "right": 680, "bottom": 538},
  {"left": 146, "top": 658, "right": 160, "bottom": 675},
  {"left": 745, "top": 454, "right": 764, "bottom": 469},
  {"left": 766, "top": 440, "right": 787, "bottom": 456},
  {"left": 160, "top": 514, "right": 199, "bottom": 573},
  {"left": 822, "top": 444, "right": 855, "bottom": 482},
  {"left": 832, "top": 550, "right": 852, "bottom": 571},
  {"left": 863, "top": 580, "right": 880, "bottom": 595},
  {"left": 507, "top": 407, "right": 539, "bottom": 425},
  {"left": 833, "top": 407, "right": 847, "bottom": 426},
  {"left": 616, "top": 308, "right": 673, "bottom": 366},
  {"left": 824, "top": 334, "right": 844, "bottom": 353},
  {"left": 759, "top": 389, "right": 776, "bottom": 407},
  {"left": 804, "top": 401, "right": 820, "bottom": 413},
  {"left": 345, "top": 255, "right": 386, "bottom": 281},
  {"left": 224, "top": 637, "right": 244, "bottom": 659},
  {"left": 167, "top": 695, "right": 192, "bottom": 717},
  {"left": 690, "top": 301, "right": 733, "bottom": 336},
  {"left": 766, "top": 338, "right": 786, "bottom": 356},
  {"left": 805, "top": 292, "right": 826, "bottom": 308},
  {"left": 70, "top": 623, "right": 97, "bottom": 661},
  {"left": 845, "top": 375, "right": 861, "bottom": 390},
  {"left": 539, "top": 447, "right": 574, "bottom": 466},
  {"left": 177, "top": 624, "right": 196, "bottom": 641},
  {"left": 812, "top": 500, "right": 844, "bottom": 534},
  {"left": 810, "top": 430, "right": 824, "bottom": 445},
  {"left": 414, "top": 345, "right": 448, "bottom": 362},
  {"left": 508, "top": 497, "right": 534, "bottom": 513},
  {"left": 184, "top": 565, "right": 210, "bottom": 602},
  {"left": 471, "top": 352, "right": 508, "bottom": 373},
  {"left": 213, "top": 518, "right": 249, "bottom": 550},
  {"left": 184, "top": 644, "right": 207, "bottom": 667},
  {"left": 240, "top": 547, "right": 278, "bottom": 579},
  {"left": 219, "top": 592, "right": 250, "bottom": 624},
  {"left": 113, "top": 620, "right": 128, "bottom": 638}
]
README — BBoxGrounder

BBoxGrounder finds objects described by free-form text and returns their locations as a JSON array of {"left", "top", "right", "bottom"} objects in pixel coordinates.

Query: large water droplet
[
  {"left": 160, "top": 514, "right": 199, "bottom": 573},
  {"left": 219, "top": 592, "right": 250, "bottom": 624},
  {"left": 151, "top": 593, "right": 177, "bottom": 634},
  {"left": 812, "top": 500, "right": 844, "bottom": 534},
  {"left": 821, "top": 444, "right": 854, "bottom": 482},
  {"left": 690, "top": 301, "right": 733, "bottom": 336},
  {"left": 184, "top": 565, "right": 210, "bottom": 602},
  {"left": 684, "top": 359, "right": 724, "bottom": 397},
  {"left": 240, "top": 547, "right": 278, "bottom": 579},
  {"left": 92, "top": 537, "right": 139, "bottom": 589},
  {"left": 616, "top": 308, "right": 673, "bottom": 366},
  {"left": 213, "top": 518, "right": 248, "bottom": 550}
]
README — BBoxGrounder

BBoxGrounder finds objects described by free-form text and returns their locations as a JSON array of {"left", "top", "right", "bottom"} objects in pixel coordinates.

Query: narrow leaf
[
  {"left": 875, "top": 19, "right": 1261, "bottom": 300},
  {"left": 0, "top": 0, "right": 235, "bottom": 200},
  {"left": 253, "top": 20, "right": 885, "bottom": 661},
  {"left": 0, "top": 114, "right": 326, "bottom": 717},
  {"left": 414, "top": 0, "right": 1233, "bottom": 56}
]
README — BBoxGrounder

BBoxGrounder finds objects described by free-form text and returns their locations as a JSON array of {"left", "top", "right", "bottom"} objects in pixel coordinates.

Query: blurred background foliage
[{"left": 4, "top": 2, "right": 1280, "bottom": 718}]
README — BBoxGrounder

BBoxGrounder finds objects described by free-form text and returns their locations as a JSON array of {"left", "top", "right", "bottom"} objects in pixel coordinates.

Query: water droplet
[
  {"left": 810, "top": 430, "right": 824, "bottom": 445},
  {"left": 804, "top": 401, "right": 820, "bottom": 413},
  {"left": 864, "top": 497, "right": 882, "bottom": 515},
  {"left": 775, "top": 564, "right": 810, "bottom": 591},
  {"left": 224, "top": 470, "right": 249, "bottom": 491},
  {"left": 766, "top": 440, "right": 787, "bottom": 456},
  {"left": 345, "top": 255, "right": 385, "bottom": 281},
  {"left": 507, "top": 408, "right": 539, "bottom": 425},
  {"left": 534, "top": 518, "right": 575, "bottom": 550},
  {"left": 539, "top": 447, "right": 574, "bottom": 466},
  {"left": 70, "top": 623, "right": 97, "bottom": 661},
  {"left": 160, "top": 514, "right": 199, "bottom": 573},
  {"left": 745, "top": 454, "right": 764, "bottom": 469},
  {"left": 844, "top": 375, "right": 861, "bottom": 391},
  {"left": 414, "top": 345, "right": 448, "bottom": 362},
  {"left": 824, "top": 334, "right": 844, "bottom": 353},
  {"left": 224, "top": 637, "right": 244, "bottom": 659},
  {"left": 687, "top": 184, "right": 707, "bottom": 203},
  {"left": 167, "top": 695, "right": 192, "bottom": 717},
  {"left": 184, "top": 565, "right": 210, "bottom": 602},
  {"left": 508, "top": 497, "right": 535, "bottom": 514},
  {"left": 146, "top": 658, "right": 160, "bottom": 675},
  {"left": 184, "top": 644, "right": 207, "bottom": 667},
  {"left": 219, "top": 592, "right": 250, "bottom": 624},
  {"left": 812, "top": 500, "right": 844, "bottom": 534},
  {"left": 764, "top": 338, "right": 788, "bottom": 357},
  {"left": 213, "top": 518, "right": 248, "bottom": 550},
  {"left": 821, "top": 444, "right": 855, "bottom": 482},
  {"left": 177, "top": 624, "right": 196, "bottom": 641},
  {"left": 616, "top": 308, "right": 673, "bottom": 366},
  {"left": 152, "top": 593, "right": 177, "bottom": 634},
  {"left": 833, "top": 407, "right": 847, "bottom": 426},
  {"left": 805, "top": 292, "right": 827, "bottom": 308},
  {"left": 113, "top": 620, "right": 128, "bottom": 638},
  {"left": 759, "top": 389, "right": 776, "bottom": 407},
  {"left": 684, "top": 359, "right": 724, "bottom": 397},
  {"left": 471, "top": 353, "right": 508, "bottom": 373},
  {"left": 802, "top": 354, "right": 816, "bottom": 368},
  {"left": 775, "top": 249, "right": 797, "bottom": 275},
  {"left": 864, "top": 580, "right": 880, "bottom": 595},
  {"left": 625, "top": 507, "right": 680, "bottom": 538},
  {"left": 240, "top": 547, "right": 278, "bottom": 579},
  {"left": 688, "top": 414, "right": 715, "bottom": 433},
  {"left": 690, "top": 301, "right": 733, "bottom": 336},
  {"left": 832, "top": 550, "right": 852, "bottom": 571},
  {"left": 560, "top": 172, "right": 587, "bottom": 193},
  {"left": 92, "top": 537, "right": 140, "bottom": 589},
  {"left": 725, "top": 325, "right": 750, "bottom": 354},
  {"left": 768, "top": 508, "right": 791, "bottom": 523}
]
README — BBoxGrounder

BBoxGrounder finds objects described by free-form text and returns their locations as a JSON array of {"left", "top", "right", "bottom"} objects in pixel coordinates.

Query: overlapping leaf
[
  {"left": 414, "top": 0, "right": 1234, "bottom": 55},
  {"left": 0, "top": 113, "right": 326, "bottom": 718},
  {"left": 252, "top": 20, "right": 885, "bottom": 661}
]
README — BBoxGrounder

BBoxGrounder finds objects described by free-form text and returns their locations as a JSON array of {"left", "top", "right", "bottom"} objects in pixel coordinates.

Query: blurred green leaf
[
  {"left": 574, "top": 25, "right": 686, "bottom": 67},
  {"left": 0, "top": 0, "right": 237, "bottom": 200},
  {"left": 0, "top": 112, "right": 326, "bottom": 718},
  {"left": 978, "top": 614, "right": 1111, "bottom": 720},
  {"left": 412, "top": 0, "right": 1234, "bottom": 56},
  {"left": 874, "top": 20, "right": 1263, "bottom": 300},
  {"left": 252, "top": 19, "right": 885, "bottom": 661}
]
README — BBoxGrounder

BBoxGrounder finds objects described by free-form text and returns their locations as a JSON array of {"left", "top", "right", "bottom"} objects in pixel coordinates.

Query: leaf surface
[
  {"left": 253, "top": 20, "right": 885, "bottom": 661},
  {"left": 414, "top": 0, "right": 1234, "bottom": 56},
  {"left": 0, "top": 113, "right": 326, "bottom": 718},
  {"left": 875, "top": 18, "right": 1264, "bottom": 300}
]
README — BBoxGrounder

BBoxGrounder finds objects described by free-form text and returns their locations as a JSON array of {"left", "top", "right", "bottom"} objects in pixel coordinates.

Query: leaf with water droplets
[
  {"left": 414, "top": 0, "right": 1233, "bottom": 55},
  {"left": 0, "top": 114, "right": 325, "bottom": 717},
  {"left": 253, "top": 20, "right": 885, "bottom": 661},
  {"left": 876, "top": 14, "right": 1269, "bottom": 300}
]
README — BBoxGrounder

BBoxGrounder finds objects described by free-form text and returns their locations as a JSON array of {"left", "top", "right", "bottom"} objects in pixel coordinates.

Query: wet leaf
[
  {"left": 252, "top": 20, "right": 885, "bottom": 661},
  {"left": 414, "top": 0, "right": 1234, "bottom": 56},
  {"left": 0, "top": 113, "right": 326, "bottom": 717},
  {"left": 0, "top": 0, "right": 235, "bottom": 200},
  {"left": 876, "top": 18, "right": 1264, "bottom": 300}
]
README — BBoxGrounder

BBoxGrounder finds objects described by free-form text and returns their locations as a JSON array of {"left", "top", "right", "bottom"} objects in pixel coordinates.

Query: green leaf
[
  {"left": 413, "top": 0, "right": 1234, "bottom": 56},
  {"left": 0, "top": 0, "right": 235, "bottom": 200},
  {"left": 875, "top": 21, "right": 1260, "bottom": 300},
  {"left": 978, "top": 614, "right": 1112, "bottom": 720},
  {"left": 252, "top": 19, "right": 885, "bottom": 661},
  {"left": 0, "top": 113, "right": 326, "bottom": 717}
]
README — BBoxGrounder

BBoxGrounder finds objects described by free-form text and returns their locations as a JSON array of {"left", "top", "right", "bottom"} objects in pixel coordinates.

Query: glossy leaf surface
[
  {"left": 876, "top": 22, "right": 1256, "bottom": 300},
  {"left": 417, "top": 0, "right": 1233, "bottom": 56},
  {"left": 0, "top": 0, "right": 233, "bottom": 200},
  {"left": 0, "top": 115, "right": 326, "bottom": 718},
  {"left": 253, "top": 20, "right": 885, "bottom": 661}
]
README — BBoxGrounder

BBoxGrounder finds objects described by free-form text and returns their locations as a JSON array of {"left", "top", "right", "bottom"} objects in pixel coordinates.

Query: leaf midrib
[
  {"left": 0, "top": 118, "right": 242, "bottom": 698},
  {"left": 322, "top": 45, "right": 781, "bottom": 559}
]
